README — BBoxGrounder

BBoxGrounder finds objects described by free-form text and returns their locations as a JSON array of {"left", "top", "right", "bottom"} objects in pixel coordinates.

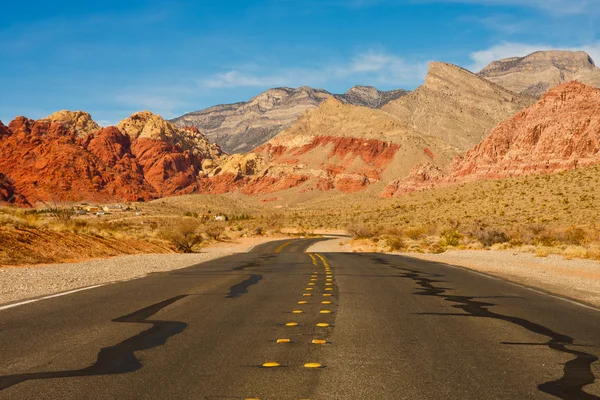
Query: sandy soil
[{"left": 0, "top": 236, "right": 287, "bottom": 306}]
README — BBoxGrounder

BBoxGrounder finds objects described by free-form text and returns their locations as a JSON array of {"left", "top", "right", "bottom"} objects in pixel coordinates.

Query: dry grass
[{"left": 282, "top": 165, "right": 600, "bottom": 261}]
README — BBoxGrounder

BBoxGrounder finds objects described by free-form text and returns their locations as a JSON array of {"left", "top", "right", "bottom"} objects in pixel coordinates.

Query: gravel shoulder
[
  {"left": 401, "top": 250, "right": 600, "bottom": 309},
  {"left": 0, "top": 236, "right": 287, "bottom": 306}
]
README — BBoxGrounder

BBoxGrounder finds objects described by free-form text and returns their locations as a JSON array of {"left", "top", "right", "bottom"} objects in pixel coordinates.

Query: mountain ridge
[
  {"left": 171, "top": 85, "right": 408, "bottom": 153},
  {"left": 477, "top": 50, "right": 600, "bottom": 98}
]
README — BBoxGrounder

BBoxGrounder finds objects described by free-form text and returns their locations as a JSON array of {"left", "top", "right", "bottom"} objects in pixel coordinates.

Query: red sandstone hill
[
  {"left": 382, "top": 81, "right": 600, "bottom": 197},
  {"left": 0, "top": 111, "right": 225, "bottom": 205}
]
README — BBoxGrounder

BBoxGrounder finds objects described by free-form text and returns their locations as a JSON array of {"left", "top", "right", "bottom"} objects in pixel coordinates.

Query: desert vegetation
[
  {"left": 0, "top": 194, "right": 290, "bottom": 265},
  {"left": 3, "top": 165, "right": 600, "bottom": 265},
  {"left": 282, "top": 165, "right": 600, "bottom": 261}
]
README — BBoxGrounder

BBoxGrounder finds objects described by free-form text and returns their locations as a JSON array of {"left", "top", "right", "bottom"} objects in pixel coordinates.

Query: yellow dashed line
[
  {"left": 298, "top": 300, "right": 308, "bottom": 304},
  {"left": 286, "top": 322, "right": 299, "bottom": 327},
  {"left": 304, "top": 363, "right": 323, "bottom": 368},
  {"left": 262, "top": 362, "right": 281, "bottom": 367},
  {"left": 316, "top": 323, "right": 330, "bottom": 327},
  {"left": 312, "top": 339, "right": 327, "bottom": 345},
  {"left": 277, "top": 338, "right": 291, "bottom": 343}
]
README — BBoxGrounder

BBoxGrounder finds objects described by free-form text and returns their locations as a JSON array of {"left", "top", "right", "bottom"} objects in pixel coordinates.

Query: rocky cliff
[
  {"left": 172, "top": 85, "right": 408, "bottom": 154},
  {"left": 478, "top": 50, "right": 600, "bottom": 98},
  {"left": 382, "top": 62, "right": 535, "bottom": 152},
  {"left": 0, "top": 112, "right": 226, "bottom": 205},
  {"left": 382, "top": 81, "right": 600, "bottom": 196}
]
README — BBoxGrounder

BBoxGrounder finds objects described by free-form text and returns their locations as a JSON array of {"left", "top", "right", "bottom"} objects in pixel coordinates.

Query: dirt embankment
[{"left": 0, "top": 226, "right": 173, "bottom": 266}]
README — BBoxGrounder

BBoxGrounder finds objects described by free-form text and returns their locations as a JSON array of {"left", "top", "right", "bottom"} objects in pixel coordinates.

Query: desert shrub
[
  {"left": 440, "top": 229, "right": 462, "bottom": 247},
  {"left": 405, "top": 226, "right": 427, "bottom": 240},
  {"left": 586, "top": 245, "right": 600, "bottom": 260},
  {"left": 48, "top": 207, "right": 76, "bottom": 225},
  {"left": 254, "top": 226, "right": 264, "bottom": 235},
  {"left": 562, "top": 227, "right": 587, "bottom": 245},
  {"left": 204, "top": 222, "right": 224, "bottom": 241},
  {"left": 347, "top": 223, "right": 376, "bottom": 239},
  {"left": 473, "top": 228, "right": 510, "bottom": 247},
  {"left": 381, "top": 226, "right": 403, "bottom": 236},
  {"left": 429, "top": 242, "right": 446, "bottom": 254},
  {"left": 183, "top": 211, "right": 199, "bottom": 218},
  {"left": 534, "top": 234, "right": 557, "bottom": 247},
  {"left": 386, "top": 236, "right": 405, "bottom": 251},
  {"left": 563, "top": 245, "right": 587, "bottom": 260},
  {"left": 262, "top": 213, "right": 284, "bottom": 230},
  {"left": 161, "top": 219, "right": 202, "bottom": 253}
]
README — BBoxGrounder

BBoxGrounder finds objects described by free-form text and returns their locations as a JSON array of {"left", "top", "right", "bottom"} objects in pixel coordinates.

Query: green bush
[{"left": 440, "top": 229, "right": 462, "bottom": 247}]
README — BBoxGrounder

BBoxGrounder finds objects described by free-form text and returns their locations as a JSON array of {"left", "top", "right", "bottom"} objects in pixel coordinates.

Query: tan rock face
[
  {"left": 383, "top": 62, "right": 535, "bottom": 152},
  {"left": 383, "top": 81, "right": 600, "bottom": 196},
  {"left": 44, "top": 110, "right": 100, "bottom": 136},
  {"left": 235, "top": 97, "right": 458, "bottom": 196},
  {"left": 478, "top": 50, "right": 600, "bottom": 98},
  {"left": 172, "top": 85, "right": 408, "bottom": 153}
]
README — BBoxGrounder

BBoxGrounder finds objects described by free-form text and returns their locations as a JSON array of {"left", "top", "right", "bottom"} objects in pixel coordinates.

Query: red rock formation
[
  {"left": 383, "top": 82, "right": 600, "bottom": 197},
  {"left": 381, "top": 162, "right": 445, "bottom": 197},
  {"left": 0, "top": 121, "right": 10, "bottom": 138},
  {"left": 0, "top": 117, "right": 154, "bottom": 204},
  {"left": 249, "top": 136, "right": 400, "bottom": 194},
  {"left": 0, "top": 112, "right": 226, "bottom": 205},
  {"left": 0, "top": 173, "right": 29, "bottom": 206},
  {"left": 452, "top": 82, "right": 600, "bottom": 179}
]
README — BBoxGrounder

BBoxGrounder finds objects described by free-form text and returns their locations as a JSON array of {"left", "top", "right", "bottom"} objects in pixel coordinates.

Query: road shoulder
[
  {"left": 400, "top": 249, "right": 600, "bottom": 309},
  {"left": 0, "top": 236, "right": 289, "bottom": 306}
]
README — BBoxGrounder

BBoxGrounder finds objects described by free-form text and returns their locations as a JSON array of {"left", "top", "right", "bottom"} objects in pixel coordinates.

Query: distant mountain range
[
  {"left": 2, "top": 50, "right": 600, "bottom": 205},
  {"left": 171, "top": 86, "right": 407, "bottom": 153}
]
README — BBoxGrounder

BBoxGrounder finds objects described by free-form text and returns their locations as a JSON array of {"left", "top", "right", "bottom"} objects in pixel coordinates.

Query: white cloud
[
  {"left": 202, "top": 50, "right": 429, "bottom": 90},
  {"left": 468, "top": 41, "right": 600, "bottom": 72},
  {"left": 413, "top": 0, "right": 600, "bottom": 15}
]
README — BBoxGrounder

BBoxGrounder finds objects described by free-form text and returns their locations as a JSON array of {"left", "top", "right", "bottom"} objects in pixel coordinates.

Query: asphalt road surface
[{"left": 1, "top": 238, "right": 600, "bottom": 399}]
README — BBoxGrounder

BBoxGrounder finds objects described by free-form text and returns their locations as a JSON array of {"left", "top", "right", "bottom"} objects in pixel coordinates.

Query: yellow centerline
[{"left": 274, "top": 241, "right": 294, "bottom": 253}]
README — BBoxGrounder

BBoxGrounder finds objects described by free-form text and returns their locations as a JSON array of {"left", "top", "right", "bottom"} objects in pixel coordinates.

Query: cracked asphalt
[{"left": 1, "top": 238, "right": 599, "bottom": 399}]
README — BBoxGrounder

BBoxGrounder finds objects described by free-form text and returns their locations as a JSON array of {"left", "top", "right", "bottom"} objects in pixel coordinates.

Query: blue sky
[{"left": 1, "top": 0, "right": 599, "bottom": 125}]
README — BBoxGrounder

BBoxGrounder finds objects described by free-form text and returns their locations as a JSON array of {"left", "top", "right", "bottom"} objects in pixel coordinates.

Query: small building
[
  {"left": 103, "top": 205, "right": 124, "bottom": 213},
  {"left": 214, "top": 215, "right": 226, "bottom": 221},
  {"left": 84, "top": 206, "right": 100, "bottom": 213}
]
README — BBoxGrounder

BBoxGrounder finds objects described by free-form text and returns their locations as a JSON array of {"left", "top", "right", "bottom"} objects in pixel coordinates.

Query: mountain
[
  {"left": 0, "top": 111, "right": 225, "bottom": 205},
  {"left": 478, "top": 50, "right": 600, "bottom": 98},
  {"left": 383, "top": 81, "right": 600, "bottom": 197},
  {"left": 335, "top": 85, "right": 408, "bottom": 108},
  {"left": 382, "top": 62, "right": 535, "bottom": 152},
  {"left": 171, "top": 85, "right": 408, "bottom": 154},
  {"left": 230, "top": 97, "right": 458, "bottom": 196}
]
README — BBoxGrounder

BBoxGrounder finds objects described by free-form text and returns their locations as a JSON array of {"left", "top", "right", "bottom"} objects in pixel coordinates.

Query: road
[{"left": 1, "top": 237, "right": 600, "bottom": 399}]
